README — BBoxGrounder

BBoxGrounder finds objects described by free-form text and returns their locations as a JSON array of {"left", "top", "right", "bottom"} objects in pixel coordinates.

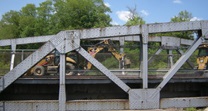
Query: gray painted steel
[
  {"left": 148, "top": 21, "right": 203, "bottom": 33},
  {"left": 0, "top": 42, "right": 55, "bottom": 92},
  {"left": 1, "top": 97, "right": 207, "bottom": 110},
  {"left": 79, "top": 25, "right": 141, "bottom": 39},
  {"left": 2, "top": 101, "right": 58, "bottom": 111},
  {"left": 99, "top": 36, "right": 194, "bottom": 45},
  {"left": 168, "top": 50, "right": 174, "bottom": 67},
  {"left": 148, "top": 47, "right": 163, "bottom": 64},
  {"left": 10, "top": 42, "right": 16, "bottom": 70},
  {"left": 66, "top": 100, "right": 129, "bottom": 110},
  {"left": 2, "top": 21, "right": 206, "bottom": 47},
  {"left": 0, "top": 100, "right": 128, "bottom": 111},
  {"left": 141, "top": 24, "right": 149, "bottom": 88},
  {"left": 0, "top": 21, "right": 208, "bottom": 110},
  {"left": 161, "top": 97, "right": 208, "bottom": 108},
  {"left": 0, "top": 35, "right": 54, "bottom": 46},
  {"left": 129, "top": 89, "right": 160, "bottom": 109},
  {"left": 157, "top": 37, "right": 204, "bottom": 91},
  {"left": 59, "top": 54, "right": 66, "bottom": 111},
  {"left": 176, "top": 49, "right": 195, "bottom": 68},
  {"left": 0, "top": 102, "right": 4, "bottom": 111},
  {"left": 77, "top": 47, "right": 131, "bottom": 93},
  {"left": 201, "top": 21, "right": 208, "bottom": 36},
  {"left": 0, "top": 35, "right": 194, "bottom": 47}
]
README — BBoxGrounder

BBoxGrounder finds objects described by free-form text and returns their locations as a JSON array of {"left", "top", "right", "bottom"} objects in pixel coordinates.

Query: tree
[
  {"left": 170, "top": 10, "right": 194, "bottom": 39},
  {"left": 0, "top": 10, "right": 20, "bottom": 39},
  {"left": 0, "top": 0, "right": 112, "bottom": 49},
  {"left": 153, "top": 10, "right": 194, "bottom": 39},
  {"left": 0, "top": 0, "right": 112, "bottom": 40},
  {"left": 171, "top": 10, "right": 192, "bottom": 22},
  {"left": 125, "top": 6, "right": 145, "bottom": 26},
  {"left": 19, "top": 4, "right": 37, "bottom": 37},
  {"left": 35, "top": 0, "right": 57, "bottom": 35},
  {"left": 53, "top": 0, "right": 112, "bottom": 29},
  {"left": 122, "top": 6, "right": 145, "bottom": 69}
]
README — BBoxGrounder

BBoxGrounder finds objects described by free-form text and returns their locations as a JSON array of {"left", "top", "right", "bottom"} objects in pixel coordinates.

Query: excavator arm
[{"left": 86, "top": 39, "right": 130, "bottom": 70}]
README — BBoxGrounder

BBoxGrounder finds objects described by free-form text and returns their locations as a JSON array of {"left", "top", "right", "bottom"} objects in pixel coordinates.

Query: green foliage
[
  {"left": 125, "top": 6, "right": 145, "bottom": 26},
  {"left": 0, "top": 51, "right": 10, "bottom": 75},
  {"left": 0, "top": 61, "right": 10, "bottom": 69},
  {"left": 152, "top": 10, "right": 194, "bottom": 39},
  {"left": 123, "top": 5, "right": 146, "bottom": 68},
  {"left": 124, "top": 46, "right": 140, "bottom": 68},
  {"left": 0, "top": 10, "right": 20, "bottom": 39},
  {"left": 184, "top": 107, "right": 197, "bottom": 111},
  {"left": 53, "top": 0, "right": 111, "bottom": 29},
  {"left": 0, "top": 0, "right": 111, "bottom": 40},
  {"left": 171, "top": 10, "right": 192, "bottom": 22},
  {"left": 102, "top": 56, "right": 119, "bottom": 69},
  {"left": 35, "top": 0, "right": 56, "bottom": 35},
  {"left": 0, "top": 0, "right": 111, "bottom": 50},
  {"left": 170, "top": 10, "right": 194, "bottom": 39},
  {"left": 0, "top": 2, "right": 200, "bottom": 73},
  {"left": 126, "top": 15, "right": 145, "bottom": 26}
]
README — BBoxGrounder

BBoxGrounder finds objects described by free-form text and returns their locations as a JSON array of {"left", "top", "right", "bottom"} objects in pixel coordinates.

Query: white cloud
[
  {"left": 104, "top": 2, "right": 110, "bottom": 7},
  {"left": 110, "top": 21, "right": 119, "bottom": 25},
  {"left": 190, "top": 17, "right": 202, "bottom": 21},
  {"left": 173, "top": 0, "right": 182, "bottom": 4},
  {"left": 116, "top": 11, "right": 131, "bottom": 22},
  {"left": 140, "top": 10, "right": 149, "bottom": 16}
]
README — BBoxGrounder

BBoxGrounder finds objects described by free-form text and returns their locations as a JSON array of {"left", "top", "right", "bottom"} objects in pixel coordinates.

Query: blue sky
[{"left": 0, "top": 0, "right": 208, "bottom": 25}]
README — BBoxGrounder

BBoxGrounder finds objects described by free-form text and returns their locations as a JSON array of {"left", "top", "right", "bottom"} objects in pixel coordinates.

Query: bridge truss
[{"left": 0, "top": 21, "right": 208, "bottom": 110}]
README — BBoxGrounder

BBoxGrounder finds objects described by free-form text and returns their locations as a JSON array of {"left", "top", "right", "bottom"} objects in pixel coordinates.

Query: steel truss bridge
[{"left": 0, "top": 21, "right": 208, "bottom": 111}]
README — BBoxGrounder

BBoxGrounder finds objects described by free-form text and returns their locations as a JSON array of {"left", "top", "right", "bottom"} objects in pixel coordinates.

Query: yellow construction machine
[
  {"left": 30, "top": 50, "right": 77, "bottom": 76},
  {"left": 87, "top": 39, "right": 131, "bottom": 69},
  {"left": 197, "top": 43, "right": 208, "bottom": 70},
  {"left": 30, "top": 39, "right": 130, "bottom": 76}
]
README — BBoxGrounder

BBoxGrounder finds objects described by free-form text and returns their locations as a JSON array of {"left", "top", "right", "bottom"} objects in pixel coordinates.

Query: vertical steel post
[
  {"left": 201, "top": 21, "right": 208, "bottom": 38},
  {"left": 168, "top": 50, "right": 173, "bottom": 68},
  {"left": 10, "top": 43, "right": 16, "bottom": 70},
  {"left": 119, "top": 38, "right": 125, "bottom": 75},
  {"left": 59, "top": 54, "right": 66, "bottom": 111},
  {"left": 141, "top": 25, "right": 148, "bottom": 89},
  {"left": 139, "top": 36, "right": 143, "bottom": 78},
  {"left": 21, "top": 50, "right": 24, "bottom": 61}
]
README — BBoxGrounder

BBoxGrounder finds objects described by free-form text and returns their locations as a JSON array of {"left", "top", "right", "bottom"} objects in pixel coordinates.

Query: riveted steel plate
[
  {"left": 148, "top": 21, "right": 202, "bottom": 33},
  {"left": 161, "top": 97, "right": 208, "bottom": 108},
  {"left": 80, "top": 25, "right": 141, "bottom": 39},
  {"left": 129, "top": 89, "right": 160, "bottom": 109},
  {"left": 162, "top": 37, "right": 180, "bottom": 47}
]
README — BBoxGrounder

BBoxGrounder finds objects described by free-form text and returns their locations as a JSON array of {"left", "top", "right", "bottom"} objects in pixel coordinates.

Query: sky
[{"left": 0, "top": 0, "right": 208, "bottom": 25}]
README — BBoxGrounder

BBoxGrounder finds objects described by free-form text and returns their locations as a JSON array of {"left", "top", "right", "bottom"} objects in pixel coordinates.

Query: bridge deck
[{"left": 16, "top": 73, "right": 208, "bottom": 84}]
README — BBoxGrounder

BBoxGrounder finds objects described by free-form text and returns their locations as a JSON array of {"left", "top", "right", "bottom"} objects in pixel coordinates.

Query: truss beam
[
  {"left": 77, "top": 47, "right": 131, "bottom": 93},
  {"left": 0, "top": 35, "right": 54, "bottom": 46},
  {"left": 59, "top": 54, "right": 66, "bottom": 111},
  {"left": 0, "top": 21, "right": 208, "bottom": 110},
  {"left": 1, "top": 21, "right": 206, "bottom": 47},
  {"left": 0, "top": 42, "right": 55, "bottom": 92},
  {"left": 157, "top": 37, "right": 204, "bottom": 91}
]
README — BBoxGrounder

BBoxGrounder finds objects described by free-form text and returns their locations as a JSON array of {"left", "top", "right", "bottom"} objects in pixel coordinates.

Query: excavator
[
  {"left": 30, "top": 50, "right": 77, "bottom": 76},
  {"left": 197, "top": 43, "right": 208, "bottom": 70},
  {"left": 87, "top": 39, "right": 131, "bottom": 70},
  {"left": 30, "top": 39, "right": 131, "bottom": 76}
]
